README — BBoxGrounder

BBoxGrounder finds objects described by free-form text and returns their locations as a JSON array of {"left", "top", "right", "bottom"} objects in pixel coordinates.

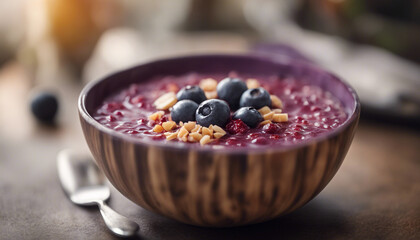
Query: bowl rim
[{"left": 78, "top": 53, "right": 360, "bottom": 154}]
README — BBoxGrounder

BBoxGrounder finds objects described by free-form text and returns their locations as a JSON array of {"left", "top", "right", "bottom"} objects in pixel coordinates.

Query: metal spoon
[{"left": 57, "top": 149, "right": 139, "bottom": 237}]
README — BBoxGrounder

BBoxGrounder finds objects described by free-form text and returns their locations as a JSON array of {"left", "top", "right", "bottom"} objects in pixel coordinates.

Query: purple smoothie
[{"left": 93, "top": 72, "right": 347, "bottom": 148}]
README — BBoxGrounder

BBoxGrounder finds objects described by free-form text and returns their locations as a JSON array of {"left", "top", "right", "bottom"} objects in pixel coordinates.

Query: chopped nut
[
  {"left": 202, "top": 127, "right": 213, "bottom": 136},
  {"left": 205, "top": 91, "right": 218, "bottom": 99},
  {"left": 272, "top": 109, "right": 282, "bottom": 113},
  {"left": 258, "top": 106, "right": 271, "bottom": 115},
  {"left": 273, "top": 113, "right": 288, "bottom": 122},
  {"left": 162, "top": 121, "right": 176, "bottom": 131},
  {"left": 153, "top": 92, "right": 177, "bottom": 110},
  {"left": 259, "top": 120, "right": 272, "bottom": 126},
  {"left": 263, "top": 112, "right": 274, "bottom": 120},
  {"left": 184, "top": 121, "right": 196, "bottom": 132},
  {"left": 191, "top": 125, "right": 201, "bottom": 133},
  {"left": 188, "top": 135, "right": 198, "bottom": 142},
  {"left": 180, "top": 135, "right": 188, "bottom": 142},
  {"left": 148, "top": 111, "right": 165, "bottom": 121},
  {"left": 246, "top": 79, "right": 260, "bottom": 89},
  {"left": 190, "top": 132, "right": 203, "bottom": 141},
  {"left": 178, "top": 126, "right": 189, "bottom": 138},
  {"left": 199, "top": 78, "right": 218, "bottom": 91},
  {"left": 153, "top": 125, "right": 164, "bottom": 133},
  {"left": 271, "top": 95, "right": 283, "bottom": 109},
  {"left": 166, "top": 131, "right": 179, "bottom": 140},
  {"left": 179, "top": 122, "right": 184, "bottom": 126},
  {"left": 200, "top": 135, "right": 212, "bottom": 145},
  {"left": 212, "top": 125, "right": 226, "bottom": 134},
  {"left": 214, "top": 132, "right": 226, "bottom": 139}
]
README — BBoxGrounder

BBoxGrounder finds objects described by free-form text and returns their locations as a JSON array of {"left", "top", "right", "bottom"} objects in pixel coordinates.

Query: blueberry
[
  {"left": 232, "top": 107, "right": 263, "bottom": 128},
  {"left": 239, "top": 87, "right": 271, "bottom": 109},
  {"left": 30, "top": 92, "right": 58, "bottom": 123},
  {"left": 196, "top": 99, "right": 230, "bottom": 127},
  {"left": 216, "top": 77, "right": 247, "bottom": 110},
  {"left": 176, "top": 85, "right": 207, "bottom": 104},
  {"left": 170, "top": 100, "right": 199, "bottom": 123}
]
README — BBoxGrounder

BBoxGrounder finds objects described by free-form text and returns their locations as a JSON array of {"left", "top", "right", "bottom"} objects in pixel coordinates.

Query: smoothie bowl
[{"left": 78, "top": 54, "right": 360, "bottom": 227}]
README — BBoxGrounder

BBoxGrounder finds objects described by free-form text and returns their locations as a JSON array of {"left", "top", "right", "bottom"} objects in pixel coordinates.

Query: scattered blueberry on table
[{"left": 30, "top": 92, "right": 59, "bottom": 123}]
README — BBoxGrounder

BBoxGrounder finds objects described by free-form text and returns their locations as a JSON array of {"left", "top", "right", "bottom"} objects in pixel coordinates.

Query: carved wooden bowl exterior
[{"left": 79, "top": 55, "right": 360, "bottom": 227}]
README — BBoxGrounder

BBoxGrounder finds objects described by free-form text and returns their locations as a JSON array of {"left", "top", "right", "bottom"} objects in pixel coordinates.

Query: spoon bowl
[
  {"left": 57, "top": 150, "right": 110, "bottom": 206},
  {"left": 57, "top": 150, "right": 139, "bottom": 237}
]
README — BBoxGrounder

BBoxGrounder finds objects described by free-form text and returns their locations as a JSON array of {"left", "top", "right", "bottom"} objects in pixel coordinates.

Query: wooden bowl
[{"left": 78, "top": 54, "right": 360, "bottom": 227}]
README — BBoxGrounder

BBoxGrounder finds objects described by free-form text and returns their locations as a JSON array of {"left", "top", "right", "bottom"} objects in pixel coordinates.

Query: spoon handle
[{"left": 96, "top": 200, "right": 139, "bottom": 237}]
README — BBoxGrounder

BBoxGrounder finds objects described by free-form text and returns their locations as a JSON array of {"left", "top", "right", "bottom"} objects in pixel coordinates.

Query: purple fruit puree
[{"left": 93, "top": 73, "right": 347, "bottom": 148}]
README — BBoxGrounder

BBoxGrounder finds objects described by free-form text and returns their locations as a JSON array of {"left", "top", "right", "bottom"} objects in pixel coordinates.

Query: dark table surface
[{"left": 1, "top": 62, "right": 419, "bottom": 240}]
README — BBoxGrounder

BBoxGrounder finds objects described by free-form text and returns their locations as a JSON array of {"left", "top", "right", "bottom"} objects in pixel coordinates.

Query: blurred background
[{"left": 0, "top": 0, "right": 419, "bottom": 127}]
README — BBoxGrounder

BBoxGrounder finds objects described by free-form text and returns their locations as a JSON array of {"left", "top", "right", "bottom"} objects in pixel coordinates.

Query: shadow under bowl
[{"left": 78, "top": 54, "right": 360, "bottom": 227}]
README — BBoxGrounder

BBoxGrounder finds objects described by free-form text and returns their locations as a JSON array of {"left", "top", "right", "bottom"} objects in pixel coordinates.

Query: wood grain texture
[{"left": 80, "top": 113, "right": 359, "bottom": 227}]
